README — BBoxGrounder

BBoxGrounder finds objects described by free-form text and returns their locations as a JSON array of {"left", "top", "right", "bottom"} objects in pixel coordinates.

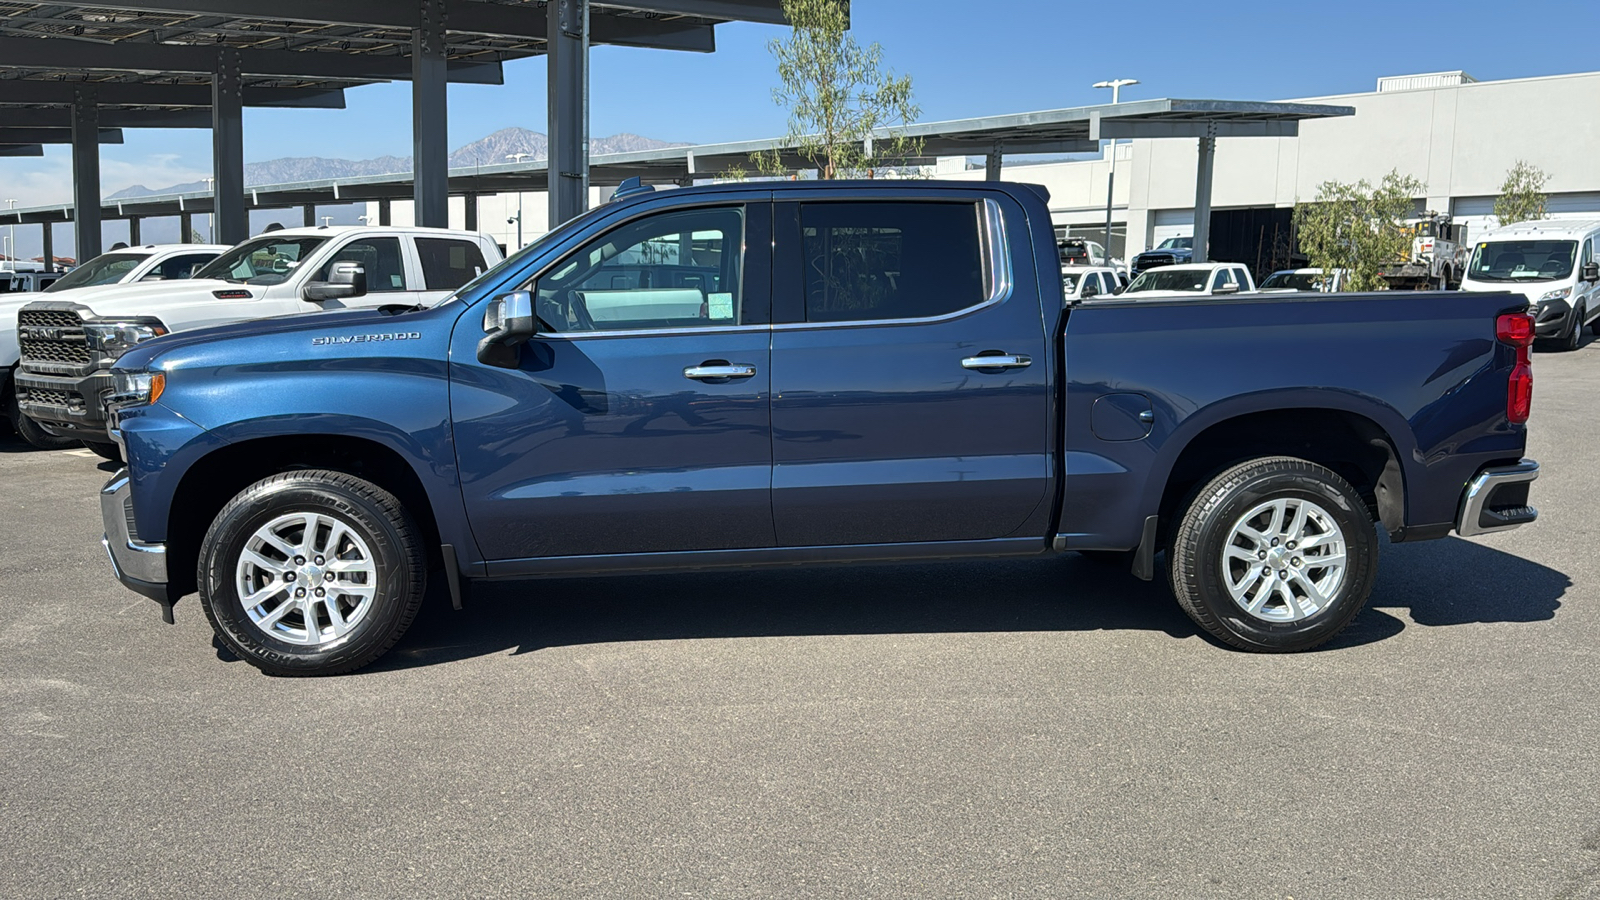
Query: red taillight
[
  {"left": 1497, "top": 313, "right": 1536, "bottom": 424},
  {"left": 1497, "top": 313, "right": 1535, "bottom": 347},
  {"left": 1508, "top": 364, "right": 1533, "bottom": 424}
]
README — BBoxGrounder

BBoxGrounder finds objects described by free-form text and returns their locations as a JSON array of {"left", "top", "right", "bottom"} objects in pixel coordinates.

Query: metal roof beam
[
  {"left": 0, "top": 107, "right": 212, "bottom": 128},
  {"left": 1090, "top": 119, "right": 1300, "bottom": 140},
  {"left": 0, "top": 127, "right": 124, "bottom": 144},
  {"left": 0, "top": 37, "right": 505, "bottom": 84},
  {"left": 68, "top": 1, "right": 719, "bottom": 50},
  {"left": 0, "top": 144, "right": 45, "bottom": 157},
  {"left": 0, "top": 82, "right": 349, "bottom": 108},
  {"left": 596, "top": 1, "right": 791, "bottom": 25}
]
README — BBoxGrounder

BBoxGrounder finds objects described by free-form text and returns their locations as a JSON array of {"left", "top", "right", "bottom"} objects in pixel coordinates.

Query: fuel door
[{"left": 1092, "top": 392, "right": 1154, "bottom": 441}]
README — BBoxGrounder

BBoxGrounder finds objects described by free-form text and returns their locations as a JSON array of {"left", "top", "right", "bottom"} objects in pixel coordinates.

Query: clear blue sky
[{"left": 3, "top": 0, "right": 1598, "bottom": 208}]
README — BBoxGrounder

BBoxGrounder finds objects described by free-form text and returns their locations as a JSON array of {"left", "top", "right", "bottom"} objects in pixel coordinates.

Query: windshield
[
  {"left": 194, "top": 237, "right": 329, "bottom": 285},
  {"left": 1468, "top": 240, "right": 1577, "bottom": 283},
  {"left": 1156, "top": 237, "right": 1193, "bottom": 250},
  {"left": 1260, "top": 272, "right": 1326, "bottom": 291},
  {"left": 1126, "top": 269, "right": 1208, "bottom": 293},
  {"left": 434, "top": 203, "right": 617, "bottom": 308},
  {"left": 42, "top": 253, "right": 148, "bottom": 292}
]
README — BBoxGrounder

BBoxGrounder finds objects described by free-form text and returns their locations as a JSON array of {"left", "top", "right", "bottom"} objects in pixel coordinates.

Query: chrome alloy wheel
[
  {"left": 235, "top": 512, "right": 377, "bottom": 646},
  {"left": 1221, "top": 498, "right": 1347, "bottom": 624}
]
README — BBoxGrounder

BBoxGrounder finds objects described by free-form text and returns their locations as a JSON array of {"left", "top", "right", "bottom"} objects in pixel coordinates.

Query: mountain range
[{"left": 107, "top": 128, "right": 687, "bottom": 200}]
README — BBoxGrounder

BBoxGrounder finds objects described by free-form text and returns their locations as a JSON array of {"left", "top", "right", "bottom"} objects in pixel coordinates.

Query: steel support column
[
  {"left": 71, "top": 86, "right": 102, "bottom": 263},
  {"left": 129, "top": 216, "right": 140, "bottom": 245},
  {"left": 464, "top": 193, "right": 478, "bottom": 230},
  {"left": 985, "top": 144, "right": 1003, "bottom": 182},
  {"left": 1192, "top": 125, "right": 1217, "bottom": 264},
  {"left": 180, "top": 212, "right": 193, "bottom": 243},
  {"left": 378, "top": 199, "right": 392, "bottom": 226},
  {"left": 212, "top": 47, "right": 248, "bottom": 245},
  {"left": 41, "top": 222, "right": 52, "bottom": 270},
  {"left": 303, "top": 205, "right": 316, "bottom": 227},
  {"left": 548, "top": 0, "right": 590, "bottom": 227},
  {"left": 412, "top": 0, "right": 449, "bottom": 228}
]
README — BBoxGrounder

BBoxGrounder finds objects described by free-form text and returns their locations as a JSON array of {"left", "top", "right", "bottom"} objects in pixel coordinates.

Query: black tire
[
  {"left": 82, "top": 440, "right": 123, "bottom": 463},
  {"left": 3, "top": 389, "right": 77, "bottom": 451},
  {"left": 1560, "top": 305, "right": 1584, "bottom": 352},
  {"left": 199, "top": 470, "right": 427, "bottom": 676},
  {"left": 1168, "top": 456, "right": 1377, "bottom": 653}
]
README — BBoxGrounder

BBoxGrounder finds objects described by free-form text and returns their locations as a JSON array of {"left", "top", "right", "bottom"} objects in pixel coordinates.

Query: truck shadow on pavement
[{"left": 368, "top": 535, "right": 1568, "bottom": 672}]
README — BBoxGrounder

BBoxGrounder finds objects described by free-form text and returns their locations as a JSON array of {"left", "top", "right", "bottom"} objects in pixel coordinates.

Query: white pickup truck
[
  {"left": 4, "top": 244, "right": 230, "bottom": 449},
  {"left": 1119, "top": 262, "right": 1256, "bottom": 300},
  {"left": 13, "top": 226, "right": 503, "bottom": 458}
]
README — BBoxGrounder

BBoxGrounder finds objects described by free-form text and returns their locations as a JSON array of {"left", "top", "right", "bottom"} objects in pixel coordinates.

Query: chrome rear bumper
[{"left": 1456, "top": 460, "right": 1539, "bottom": 537}]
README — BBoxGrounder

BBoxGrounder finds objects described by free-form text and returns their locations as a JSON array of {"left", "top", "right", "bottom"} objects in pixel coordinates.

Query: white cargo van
[{"left": 1460, "top": 219, "right": 1600, "bottom": 351}]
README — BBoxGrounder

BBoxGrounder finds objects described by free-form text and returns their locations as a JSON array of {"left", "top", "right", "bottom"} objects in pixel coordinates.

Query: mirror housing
[
  {"left": 477, "top": 290, "right": 537, "bottom": 368},
  {"left": 1080, "top": 281, "right": 1100, "bottom": 299},
  {"left": 303, "top": 261, "right": 367, "bottom": 302},
  {"left": 1584, "top": 262, "right": 1599, "bottom": 283},
  {"left": 1213, "top": 282, "right": 1241, "bottom": 295}
]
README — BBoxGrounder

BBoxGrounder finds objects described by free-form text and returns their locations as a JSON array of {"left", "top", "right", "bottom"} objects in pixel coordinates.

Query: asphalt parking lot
[{"left": 2, "top": 345, "right": 1597, "bottom": 900}]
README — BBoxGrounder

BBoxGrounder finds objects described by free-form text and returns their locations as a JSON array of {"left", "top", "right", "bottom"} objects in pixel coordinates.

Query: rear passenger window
[
  {"left": 416, "top": 238, "right": 489, "bottom": 290},
  {"left": 800, "top": 202, "right": 985, "bottom": 322}
]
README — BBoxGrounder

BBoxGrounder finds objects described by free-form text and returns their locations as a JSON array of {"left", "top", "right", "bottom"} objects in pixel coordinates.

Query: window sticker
[{"left": 708, "top": 292, "right": 735, "bottom": 320}]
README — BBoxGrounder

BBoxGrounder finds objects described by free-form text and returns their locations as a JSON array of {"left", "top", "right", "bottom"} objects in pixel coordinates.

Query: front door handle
[
  {"left": 961, "top": 354, "right": 1032, "bottom": 371},
  {"left": 684, "top": 363, "right": 757, "bottom": 382}
]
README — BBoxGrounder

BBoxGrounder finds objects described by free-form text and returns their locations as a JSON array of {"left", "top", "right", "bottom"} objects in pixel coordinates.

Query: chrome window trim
[
  {"left": 771, "top": 196, "right": 1012, "bottom": 333},
  {"left": 539, "top": 323, "right": 771, "bottom": 340}
]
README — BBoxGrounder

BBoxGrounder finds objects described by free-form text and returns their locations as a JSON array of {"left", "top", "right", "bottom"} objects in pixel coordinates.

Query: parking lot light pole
[
  {"left": 506, "top": 153, "right": 531, "bottom": 249},
  {"left": 1093, "top": 79, "right": 1138, "bottom": 260}
]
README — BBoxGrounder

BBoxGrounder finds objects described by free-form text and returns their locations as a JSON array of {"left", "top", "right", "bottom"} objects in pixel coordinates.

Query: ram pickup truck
[
  {"left": 16, "top": 226, "right": 501, "bottom": 459},
  {"left": 99, "top": 180, "right": 1541, "bottom": 676},
  {"left": 4, "top": 244, "right": 229, "bottom": 450}
]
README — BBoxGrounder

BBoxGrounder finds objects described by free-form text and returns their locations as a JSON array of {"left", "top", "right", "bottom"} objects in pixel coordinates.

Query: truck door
[
  {"left": 450, "top": 202, "right": 775, "bottom": 560},
  {"left": 769, "top": 194, "right": 1051, "bottom": 546},
  {"left": 309, "top": 235, "right": 423, "bottom": 309}
]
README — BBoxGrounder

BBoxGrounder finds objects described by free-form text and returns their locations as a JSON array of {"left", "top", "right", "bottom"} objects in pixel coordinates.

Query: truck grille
[
  {"left": 20, "top": 386, "right": 76, "bottom": 409},
  {"left": 18, "top": 308, "right": 91, "bottom": 366}
]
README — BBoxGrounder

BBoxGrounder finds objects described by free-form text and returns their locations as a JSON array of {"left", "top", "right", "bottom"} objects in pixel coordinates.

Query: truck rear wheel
[
  {"left": 1168, "top": 456, "right": 1377, "bottom": 652},
  {"left": 3, "top": 389, "right": 77, "bottom": 451},
  {"left": 198, "top": 470, "right": 426, "bottom": 676}
]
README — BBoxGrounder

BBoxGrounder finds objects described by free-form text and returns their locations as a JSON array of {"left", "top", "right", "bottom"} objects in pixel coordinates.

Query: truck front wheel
[
  {"left": 1168, "top": 457, "right": 1377, "bottom": 652},
  {"left": 198, "top": 470, "right": 427, "bottom": 676},
  {"left": 4, "top": 390, "right": 77, "bottom": 451}
]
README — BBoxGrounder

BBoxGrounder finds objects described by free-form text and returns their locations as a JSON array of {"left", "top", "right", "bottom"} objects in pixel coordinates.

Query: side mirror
[
  {"left": 303, "top": 261, "right": 367, "bottom": 302},
  {"left": 1584, "top": 262, "right": 1599, "bottom": 283},
  {"left": 477, "top": 290, "right": 537, "bottom": 368},
  {"left": 1213, "top": 282, "right": 1241, "bottom": 295},
  {"left": 1080, "top": 281, "right": 1100, "bottom": 299}
]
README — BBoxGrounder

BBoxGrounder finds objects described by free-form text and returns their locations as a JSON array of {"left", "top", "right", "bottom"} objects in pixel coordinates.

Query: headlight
[
  {"left": 107, "top": 370, "right": 166, "bottom": 409},
  {"left": 1538, "top": 287, "right": 1571, "bottom": 304},
  {"left": 84, "top": 319, "right": 169, "bottom": 357}
]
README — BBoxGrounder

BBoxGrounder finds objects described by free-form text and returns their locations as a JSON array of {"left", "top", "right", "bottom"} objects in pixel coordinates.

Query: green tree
[
  {"left": 1293, "top": 170, "right": 1425, "bottom": 292},
  {"left": 755, "top": 0, "right": 921, "bottom": 179},
  {"left": 1494, "top": 160, "right": 1549, "bottom": 227}
]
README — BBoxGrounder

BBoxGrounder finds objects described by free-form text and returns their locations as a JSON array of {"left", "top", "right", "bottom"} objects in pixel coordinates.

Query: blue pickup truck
[{"left": 98, "top": 180, "right": 1541, "bottom": 676}]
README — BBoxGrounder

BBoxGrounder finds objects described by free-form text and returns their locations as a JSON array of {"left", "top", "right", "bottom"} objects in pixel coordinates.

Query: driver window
[
  {"left": 318, "top": 237, "right": 406, "bottom": 292},
  {"left": 533, "top": 206, "right": 745, "bottom": 333},
  {"left": 1211, "top": 269, "right": 1236, "bottom": 291}
]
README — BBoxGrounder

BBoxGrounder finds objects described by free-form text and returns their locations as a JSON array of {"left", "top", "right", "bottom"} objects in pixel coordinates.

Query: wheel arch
[
  {"left": 164, "top": 433, "right": 451, "bottom": 598},
  {"left": 1150, "top": 399, "right": 1413, "bottom": 545}
]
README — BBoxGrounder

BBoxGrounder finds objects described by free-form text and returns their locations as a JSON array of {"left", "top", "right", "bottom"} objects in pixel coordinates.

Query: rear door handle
[
  {"left": 961, "top": 354, "right": 1032, "bottom": 371},
  {"left": 684, "top": 363, "right": 757, "bottom": 381}
]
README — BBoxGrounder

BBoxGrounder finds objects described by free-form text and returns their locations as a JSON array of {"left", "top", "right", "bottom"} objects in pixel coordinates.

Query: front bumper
[
  {"left": 1532, "top": 298, "right": 1573, "bottom": 337},
  {"left": 100, "top": 469, "right": 174, "bottom": 620},
  {"left": 1456, "top": 459, "right": 1539, "bottom": 537},
  {"left": 16, "top": 368, "right": 114, "bottom": 440}
]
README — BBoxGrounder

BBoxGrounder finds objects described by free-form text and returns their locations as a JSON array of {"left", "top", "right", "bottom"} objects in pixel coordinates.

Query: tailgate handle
[{"left": 961, "top": 354, "right": 1032, "bottom": 371}]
